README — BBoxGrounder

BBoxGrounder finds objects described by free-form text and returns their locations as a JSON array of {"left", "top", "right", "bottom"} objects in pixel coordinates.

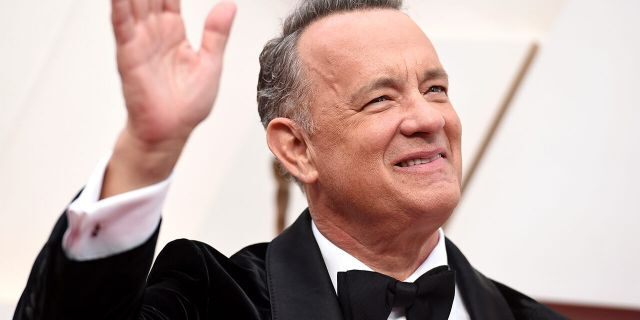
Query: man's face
[{"left": 298, "top": 9, "right": 462, "bottom": 227}]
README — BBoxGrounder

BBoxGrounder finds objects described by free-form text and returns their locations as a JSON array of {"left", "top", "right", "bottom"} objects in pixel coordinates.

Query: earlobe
[{"left": 266, "top": 118, "right": 318, "bottom": 184}]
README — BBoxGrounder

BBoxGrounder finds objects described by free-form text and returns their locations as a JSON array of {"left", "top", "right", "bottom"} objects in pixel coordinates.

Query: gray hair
[{"left": 256, "top": 0, "right": 404, "bottom": 133}]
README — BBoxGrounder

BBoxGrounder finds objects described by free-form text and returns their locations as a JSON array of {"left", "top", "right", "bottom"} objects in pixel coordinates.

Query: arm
[{"left": 14, "top": 0, "right": 236, "bottom": 318}]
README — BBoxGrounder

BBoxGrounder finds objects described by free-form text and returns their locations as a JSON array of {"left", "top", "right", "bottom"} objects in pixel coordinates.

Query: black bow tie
[{"left": 337, "top": 265, "right": 455, "bottom": 320}]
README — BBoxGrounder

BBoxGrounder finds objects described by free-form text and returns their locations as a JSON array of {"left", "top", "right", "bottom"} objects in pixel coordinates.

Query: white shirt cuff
[{"left": 62, "top": 156, "right": 171, "bottom": 261}]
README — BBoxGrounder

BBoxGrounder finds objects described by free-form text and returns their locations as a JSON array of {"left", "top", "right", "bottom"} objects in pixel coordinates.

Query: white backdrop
[
  {"left": 1, "top": 0, "right": 638, "bottom": 316},
  {"left": 447, "top": 0, "right": 640, "bottom": 308}
]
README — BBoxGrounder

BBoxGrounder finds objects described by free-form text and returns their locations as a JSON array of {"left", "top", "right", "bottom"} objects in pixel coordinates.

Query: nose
[{"left": 398, "top": 94, "right": 446, "bottom": 137}]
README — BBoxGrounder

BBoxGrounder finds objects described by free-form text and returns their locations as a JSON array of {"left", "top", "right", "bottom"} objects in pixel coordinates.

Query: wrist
[{"left": 100, "top": 129, "right": 186, "bottom": 199}]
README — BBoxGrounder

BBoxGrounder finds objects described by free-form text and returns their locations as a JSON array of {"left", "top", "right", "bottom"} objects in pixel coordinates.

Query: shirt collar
[{"left": 311, "top": 220, "right": 448, "bottom": 293}]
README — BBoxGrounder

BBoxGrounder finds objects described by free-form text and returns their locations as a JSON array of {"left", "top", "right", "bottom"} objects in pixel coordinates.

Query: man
[{"left": 14, "top": 0, "right": 564, "bottom": 319}]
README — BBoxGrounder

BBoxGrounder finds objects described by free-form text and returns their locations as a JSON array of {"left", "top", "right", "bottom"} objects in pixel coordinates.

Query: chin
[{"left": 408, "top": 182, "right": 461, "bottom": 224}]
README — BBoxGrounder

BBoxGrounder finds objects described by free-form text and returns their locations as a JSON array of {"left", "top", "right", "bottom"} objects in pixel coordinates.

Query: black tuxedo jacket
[{"left": 15, "top": 209, "right": 564, "bottom": 320}]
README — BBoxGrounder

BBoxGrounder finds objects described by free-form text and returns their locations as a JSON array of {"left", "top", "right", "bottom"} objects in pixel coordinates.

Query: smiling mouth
[{"left": 395, "top": 153, "right": 445, "bottom": 168}]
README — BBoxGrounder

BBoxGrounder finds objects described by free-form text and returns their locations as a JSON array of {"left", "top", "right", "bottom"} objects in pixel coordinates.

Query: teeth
[{"left": 398, "top": 153, "right": 442, "bottom": 167}]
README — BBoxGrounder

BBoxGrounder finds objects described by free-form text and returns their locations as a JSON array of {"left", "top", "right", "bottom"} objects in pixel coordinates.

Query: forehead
[{"left": 297, "top": 9, "right": 442, "bottom": 95}]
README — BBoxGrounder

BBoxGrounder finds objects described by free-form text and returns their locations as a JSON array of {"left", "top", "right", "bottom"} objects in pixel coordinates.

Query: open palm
[{"left": 111, "top": 0, "right": 236, "bottom": 144}]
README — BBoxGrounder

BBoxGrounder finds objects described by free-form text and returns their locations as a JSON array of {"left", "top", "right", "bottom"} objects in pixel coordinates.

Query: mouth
[{"left": 394, "top": 151, "right": 447, "bottom": 168}]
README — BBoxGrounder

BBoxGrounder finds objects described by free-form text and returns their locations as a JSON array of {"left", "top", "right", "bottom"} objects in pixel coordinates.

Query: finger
[
  {"left": 112, "top": 0, "right": 135, "bottom": 44},
  {"left": 199, "top": 1, "right": 237, "bottom": 60},
  {"left": 149, "top": 0, "right": 162, "bottom": 14},
  {"left": 163, "top": 0, "right": 180, "bottom": 13},
  {"left": 131, "top": 0, "right": 150, "bottom": 21}
]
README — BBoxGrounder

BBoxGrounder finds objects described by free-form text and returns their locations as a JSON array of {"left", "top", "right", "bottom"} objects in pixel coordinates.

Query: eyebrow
[
  {"left": 422, "top": 68, "right": 449, "bottom": 82},
  {"left": 350, "top": 67, "right": 449, "bottom": 102}
]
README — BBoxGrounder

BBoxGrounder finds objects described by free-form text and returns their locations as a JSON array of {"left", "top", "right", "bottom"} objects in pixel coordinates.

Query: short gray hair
[{"left": 256, "top": 0, "right": 403, "bottom": 133}]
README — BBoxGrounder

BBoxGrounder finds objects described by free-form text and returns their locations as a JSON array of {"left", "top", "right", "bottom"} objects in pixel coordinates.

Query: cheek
[
  {"left": 443, "top": 108, "right": 463, "bottom": 173},
  {"left": 353, "top": 120, "right": 397, "bottom": 157},
  {"left": 346, "top": 110, "right": 401, "bottom": 158},
  {"left": 311, "top": 107, "right": 403, "bottom": 178},
  {"left": 445, "top": 111, "right": 462, "bottom": 148},
  {"left": 316, "top": 121, "right": 397, "bottom": 189},
  {"left": 326, "top": 113, "right": 400, "bottom": 157}
]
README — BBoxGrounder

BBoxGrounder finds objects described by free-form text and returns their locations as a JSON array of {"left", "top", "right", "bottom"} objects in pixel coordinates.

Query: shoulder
[
  {"left": 148, "top": 239, "right": 272, "bottom": 317},
  {"left": 152, "top": 239, "right": 269, "bottom": 278},
  {"left": 491, "top": 280, "right": 566, "bottom": 320},
  {"left": 444, "top": 238, "right": 566, "bottom": 319}
]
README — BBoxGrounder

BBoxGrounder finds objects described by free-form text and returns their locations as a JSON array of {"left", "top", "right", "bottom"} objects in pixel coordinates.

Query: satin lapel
[
  {"left": 445, "top": 238, "right": 516, "bottom": 320},
  {"left": 266, "top": 209, "right": 344, "bottom": 320}
]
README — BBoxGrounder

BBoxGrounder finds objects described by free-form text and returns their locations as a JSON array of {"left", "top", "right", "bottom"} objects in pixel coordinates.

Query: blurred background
[{"left": 1, "top": 0, "right": 639, "bottom": 318}]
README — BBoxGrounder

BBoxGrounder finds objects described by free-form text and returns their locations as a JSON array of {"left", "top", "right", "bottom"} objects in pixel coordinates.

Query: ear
[{"left": 266, "top": 118, "right": 318, "bottom": 184}]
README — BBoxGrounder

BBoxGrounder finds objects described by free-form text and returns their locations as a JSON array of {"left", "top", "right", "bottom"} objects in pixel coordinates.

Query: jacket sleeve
[
  {"left": 12, "top": 212, "right": 270, "bottom": 320},
  {"left": 13, "top": 212, "right": 159, "bottom": 320}
]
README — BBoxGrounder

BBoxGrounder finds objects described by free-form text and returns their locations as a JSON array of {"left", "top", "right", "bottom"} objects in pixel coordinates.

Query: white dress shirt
[
  {"left": 312, "top": 222, "right": 470, "bottom": 320},
  {"left": 63, "top": 159, "right": 470, "bottom": 319},
  {"left": 63, "top": 156, "right": 169, "bottom": 260}
]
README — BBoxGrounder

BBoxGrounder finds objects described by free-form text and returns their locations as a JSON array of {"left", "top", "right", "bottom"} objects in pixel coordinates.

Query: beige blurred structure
[{"left": 1, "top": 0, "right": 639, "bottom": 317}]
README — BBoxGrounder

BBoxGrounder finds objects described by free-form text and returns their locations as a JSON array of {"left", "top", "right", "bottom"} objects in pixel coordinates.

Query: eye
[
  {"left": 367, "top": 95, "right": 390, "bottom": 105},
  {"left": 424, "top": 85, "right": 447, "bottom": 95}
]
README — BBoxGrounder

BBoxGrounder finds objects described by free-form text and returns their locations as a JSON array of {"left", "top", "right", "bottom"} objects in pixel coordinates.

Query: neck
[{"left": 311, "top": 208, "right": 441, "bottom": 281}]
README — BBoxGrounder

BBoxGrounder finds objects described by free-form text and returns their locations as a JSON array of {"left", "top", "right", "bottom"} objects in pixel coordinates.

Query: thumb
[{"left": 199, "top": 1, "right": 237, "bottom": 60}]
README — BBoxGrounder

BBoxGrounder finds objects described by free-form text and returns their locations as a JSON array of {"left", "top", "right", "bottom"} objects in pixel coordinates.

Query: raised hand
[{"left": 103, "top": 0, "right": 236, "bottom": 198}]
